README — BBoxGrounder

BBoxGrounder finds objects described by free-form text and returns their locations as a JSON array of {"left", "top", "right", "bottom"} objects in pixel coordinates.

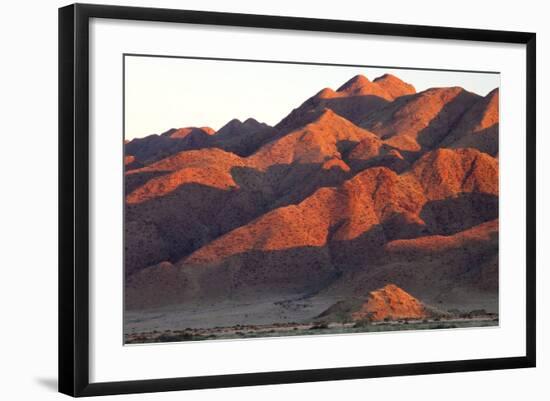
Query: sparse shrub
[{"left": 157, "top": 332, "right": 192, "bottom": 342}]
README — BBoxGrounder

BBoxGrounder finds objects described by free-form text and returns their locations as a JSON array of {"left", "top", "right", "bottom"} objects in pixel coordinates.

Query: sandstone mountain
[
  {"left": 249, "top": 109, "right": 378, "bottom": 167},
  {"left": 124, "top": 107, "right": 417, "bottom": 276},
  {"left": 125, "top": 118, "right": 280, "bottom": 168},
  {"left": 125, "top": 126, "right": 215, "bottom": 167},
  {"left": 126, "top": 147, "right": 498, "bottom": 309},
  {"left": 320, "top": 219, "right": 498, "bottom": 312},
  {"left": 275, "top": 74, "right": 415, "bottom": 134},
  {"left": 124, "top": 73, "right": 499, "bottom": 316},
  {"left": 210, "top": 118, "right": 279, "bottom": 156},
  {"left": 360, "top": 87, "right": 481, "bottom": 153},
  {"left": 440, "top": 88, "right": 499, "bottom": 156},
  {"left": 124, "top": 148, "right": 261, "bottom": 276},
  {"left": 317, "top": 284, "right": 430, "bottom": 323}
]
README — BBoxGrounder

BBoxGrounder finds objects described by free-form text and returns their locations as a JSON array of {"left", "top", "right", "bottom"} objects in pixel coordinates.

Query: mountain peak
[
  {"left": 373, "top": 73, "right": 405, "bottom": 84},
  {"left": 222, "top": 118, "right": 242, "bottom": 127},
  {"left": 481, "top": 88, "right": 499, "bottom": 124},
  {"left": 243, "top": 117, "right": 260, "bottom": 125},
  {"left": 219, "top": 117, "right": 268, "bottom": 133},
  {"left": 305, "top": 107, "right": 376, "bottom": 130},
  {"left": 337, "top": 74, "right": 372, "bottom": 93},
  {"left": 482, "top": 88, "right": 499, "bottom": 117},
  {"left": 373, "top": 73, "right": 396, "bottom": 81},
  {"left": 486, "top": 87, "right": 499, "bottom": 98},
  {"left": 248, "top": 108, "right": 377, "bottom": 167},
  {"left": 165, "top": 126, "right": 215, "bottom": 139},
  {"left": 373, "top": 73, "right": 416, "bottom": 97},
  {"left": 316, "top": 87, "right": 337, "bottom": 99},
  {"left": 200, "top": 126, "right": 216, "bottom": 135}
]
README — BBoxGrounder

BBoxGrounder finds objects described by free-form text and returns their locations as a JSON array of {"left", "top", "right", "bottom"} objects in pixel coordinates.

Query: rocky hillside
[
  {"left": 317, "top": 284, "right": 433, "bottom": 323},
  {"left": 124, "top": 73, "right": 499, "bottom": 314}
]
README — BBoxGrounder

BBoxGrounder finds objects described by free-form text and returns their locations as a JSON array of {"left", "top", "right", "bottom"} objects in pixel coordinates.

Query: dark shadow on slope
[
  {"left": 275, "top": 94, "right": 390, "bottom": 134},
  {"left": 125, "top": 220, "right": 499, "bottom": 312},
  {"left": 124, "top": 161, "right": 350, "bottom": 277},
  {"left": 210, "top": 125, "right": 280, "bottom": 157},
  {"left": 126, "top": 130, "right": 212, "bottom": 165},
  {"left": 230, "top": 162, "right": 351, "bottom": 209},
  {"left": 125, "top": 245, "right": 342, "bottom": 310},
  {"left": 125, "top": 165, "right": 360, "bottom": 276},
  {"left": 420, "top": 193, "right": 498, "bottom": 236},
  {"left": 335, "top": 139, "right": 362, "bottom": 159},
  {"left": 125, "top": 183, "right": 246, "bottom": 277},
  {"left": 126, "top": 118, "right": 287, "bottom": 167},
  {"left": 415, "top": 90, "right": 481, "bottom": 152},
  {"left": 327, "top": 230, "right": 499, "bottom": 310},
  {"left": 125, "top": 124, "right": 281, "bottom": 166},
  {"left": 125, "top": 224, "right": 388, "bottom": 310},
  {"left": 443, "top": 123, "right": 499, "bottom": 157},
  {"left": 321, "top": 95, "right": 390, "bottom": 125},
  {"left": 124, "top": 167, "right": 498, "bottom": 283},
  {"left": 345, "top": 142, "right": 411, "bottom": 174},
  {"left": 360, "top": 90, "right": 481, "bottom": 163},
  {"left": 125, "top": 170, "right": 172, "bottom": 194},
  {"left": 359, "top": 92, "right": 416, "bottom": 130}
]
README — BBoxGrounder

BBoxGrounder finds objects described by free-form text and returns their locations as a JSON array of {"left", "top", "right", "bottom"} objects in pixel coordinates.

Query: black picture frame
[{"left": 59, "top": 3, "right": 536, "bottom": 397}]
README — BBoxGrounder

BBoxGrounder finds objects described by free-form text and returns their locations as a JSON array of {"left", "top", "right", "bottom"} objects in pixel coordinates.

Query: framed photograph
[{"left": 59, "top": 3, "right": 536, "bottom": 397}]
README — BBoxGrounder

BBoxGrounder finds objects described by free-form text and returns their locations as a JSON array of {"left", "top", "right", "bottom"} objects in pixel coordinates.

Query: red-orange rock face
[
  {"left": 124, "top": 73, "right": 499, "bottom": 312},
  {"left": 351, "top": 284, "right": 428, "bottom": 321},
  {"left": 276, "top": 74, "right": 416, "bottom": 134}
]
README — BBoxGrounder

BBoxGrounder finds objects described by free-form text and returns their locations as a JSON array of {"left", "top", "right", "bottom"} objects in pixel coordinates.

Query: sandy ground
[
  {"left": 124, "top": 289, "right": 498, "bottom": 339},
  {"left": 124, "top": 295, "right": 343, "bottom": 334},
  {"left": 125, "top": 317, "right": 499, "bottom": 344}
]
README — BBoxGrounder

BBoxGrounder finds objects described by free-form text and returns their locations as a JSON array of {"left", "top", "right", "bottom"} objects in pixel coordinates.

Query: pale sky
[{"left": 124, "top": 55, "right": 499, "bottom": 140}]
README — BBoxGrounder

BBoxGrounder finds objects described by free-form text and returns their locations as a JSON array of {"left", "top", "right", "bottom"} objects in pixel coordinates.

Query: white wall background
[{"left": 0, "top": 0, "right": 546, "bottom": 399}]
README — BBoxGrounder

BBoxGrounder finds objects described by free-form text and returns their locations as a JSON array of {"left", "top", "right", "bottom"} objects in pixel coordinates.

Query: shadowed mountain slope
[
  {"left": 210, "top": 118, "right": 280, "bottom": 156},
  {"left": 275, "top": 74, "right": 416, "bottom": 134},
  {"left": 124, "top": 73, "right": 499, "bottom": 314},
  {"left": 125, "top": 119, "right": 281, "bottom": 168},
  {"left": 439, "top": 88, "right": 499, "bottom": 156},
  {"left": 360, "top": 87, "right": 481, "bottom": 153},
  {"left": 125, "top": 127, "right": 215, "bottom": 167},
  {"left": 249, "top": 109, "right": 379, "bottom": 168},
  {"left": 124, "top": 109, "right": 419, "bottom": 277},
  {"left": 126, "top": 147, "right": 498, "bottom": 309},
  {"left": 126, "top": 148, "right": 247, "bottom": 203},
  {"left": 319, "top": 219, "right": 498, "bottom": 312}
]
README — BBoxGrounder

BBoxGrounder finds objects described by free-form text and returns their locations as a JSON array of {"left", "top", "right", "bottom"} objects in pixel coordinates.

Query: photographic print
[{"left": 123, "top": 55, "right": 499, "bottom": 344}]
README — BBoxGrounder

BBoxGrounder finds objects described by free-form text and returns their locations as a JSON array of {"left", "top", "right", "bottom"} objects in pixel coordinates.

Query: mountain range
[{"left": 124, "top": 73, "right": 499, "bottom": 321}]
